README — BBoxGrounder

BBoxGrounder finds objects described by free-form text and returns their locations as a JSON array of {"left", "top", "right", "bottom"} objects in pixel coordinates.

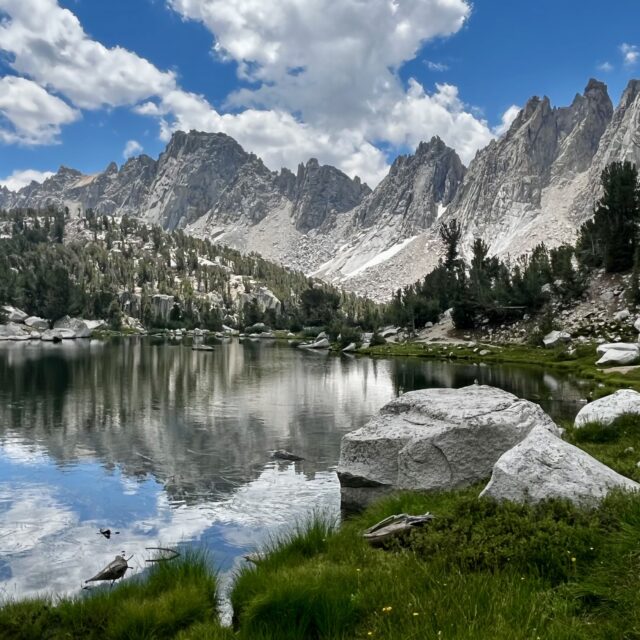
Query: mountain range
[{"left": 3, "top": 78, "right": 640, "bottom": 300}]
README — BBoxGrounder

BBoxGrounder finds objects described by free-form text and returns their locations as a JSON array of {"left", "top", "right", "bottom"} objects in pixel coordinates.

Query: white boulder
[
  {"left": 1, "top": 306, "right": 28, "bottom": 323},
  {"left": 575, "top": 389, "right": 640, "bottom": 428},
  {"left": 338, "top": 385, "right": 560, "bottom": 508},
  {"left": 543, "top": 330, "right": 571, "bottom": 348},
  {"left": 596, "top": 345, "right": 640, "bottom": 367},
  {"left": 596, "top": 342, "right": 639, "bottom": 356},
  {"left": 635, "top": 317, "right": 640, "bottom": 333},
  {"left": 300, "top": 338, "right": 330, "bottom": 350},
  {"left": 53, "top": 316, "right": 92, "bottom": 338},
  {"left": 41, "top": 328, "right": 76, "bottom": 341},
  {"left": 614, "top": 309, "right": 631, "bottom": 322},
  {"left": 480, "top": 426, "right": 639, "bottom": 506},
  {"left": 25, "top": 316, "right": 49, "bottom": 331},
  {"left": 342, "top": 342, "right": 357, "bottom": 353},
  {"left": 0, "top": 322, "right": 30, "bottom": 341}
]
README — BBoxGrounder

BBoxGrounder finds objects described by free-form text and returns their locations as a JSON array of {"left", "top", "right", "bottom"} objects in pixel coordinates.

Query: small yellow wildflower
[
  {"left": 413, "top": 612, "right": 420, "bottom": 617},
  {"left": 571, "top": 557, "right": 576, "bottom": 563}
]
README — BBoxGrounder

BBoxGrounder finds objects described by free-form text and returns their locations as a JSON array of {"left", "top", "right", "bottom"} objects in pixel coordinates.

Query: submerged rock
[
  {"left": 337, "top": 385, "right": 559, "bottom": 509},
  {"left": 480, "top": 426, "right": 639, "bottom": 505},
  {"left": 575, "top": 389, "right": 640, "bottom": 427}
]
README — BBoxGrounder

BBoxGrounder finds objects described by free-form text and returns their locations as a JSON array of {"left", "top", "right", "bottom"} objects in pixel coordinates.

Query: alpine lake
[{"left": 0, "top": 336, "right": 589, "bottom": 617}]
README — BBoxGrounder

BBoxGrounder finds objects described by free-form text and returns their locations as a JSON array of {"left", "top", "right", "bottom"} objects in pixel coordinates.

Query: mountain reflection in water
[{"left": 0, "top": 338, "right": 586, "bottom": 601}]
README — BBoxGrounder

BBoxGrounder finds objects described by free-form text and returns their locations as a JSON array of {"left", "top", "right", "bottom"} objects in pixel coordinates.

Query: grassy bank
[
  {"left": 0, "top": 551, "right": 229, "bottom": 640},
  {"left": 361, "top": 340, "right": 640, "bottom": 396},
  {"left": 227, "top": 416, "right": 640, "bottom": 640}
]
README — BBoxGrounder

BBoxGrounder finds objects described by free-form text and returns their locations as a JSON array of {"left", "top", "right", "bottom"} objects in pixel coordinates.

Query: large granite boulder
[
  {"left": 0, "top": 322, "right": 30, "bottom": 341},
  {"left": 25, "top": 316, "right": 49, "bottom": 331},
  {"left": 596, "top": 344, "right": 640, "bottom": 366},
  {"left": 53, "top": 316, "right": 93, "bottom": 338},
  {"left": 1, "top": 306, "right": 28, "bottom": 323},
  {"left": 543, "top": 330, "right": 571, "bottom": 348},
  {"left": 338, "top": 385, "right": 560, "bottom": 508},
  {"left": 480, "top": 426, "right": 639, "bottom": 505},
  {"left": 575, "top": 389, "right": 640, "bottom": 427}
]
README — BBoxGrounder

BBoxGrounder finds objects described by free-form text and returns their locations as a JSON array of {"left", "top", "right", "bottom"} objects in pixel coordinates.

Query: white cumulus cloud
[
  {"left": 0, "top": 75, "right": 79, "bottom": 145},
  {"left": 123, "top": 139, "right": 143, "bottom": 159},
  {"left": 167, "top": 0, "right": 494, "bottom": 176},
  {"left": 0, "top": 0, "right": 499, "bottom": 186},
  {"left": 425, "top": 60, "right": 449, "bottom": 72},
  {"left": 621, "top": 43, "right": 639, "bottom": 66},
  {"left": 0, "top": 0, "right": 176, "bottom": 109},
  {"left": 493, "top": 104, "right": 521, "bottom": 137},
  {"left": 0, "top": 168, "right": 55, "bottom": 191}
]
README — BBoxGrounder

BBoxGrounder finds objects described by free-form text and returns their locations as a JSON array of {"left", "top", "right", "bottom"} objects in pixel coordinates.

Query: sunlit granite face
[{"left": 0, "top": 338, "right": 585, "bottom": 604}]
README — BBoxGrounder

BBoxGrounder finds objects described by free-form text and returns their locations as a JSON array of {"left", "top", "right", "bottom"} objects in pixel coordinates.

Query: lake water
[{"left": 0, "top": 338, "right": 588, "bottom": 609}]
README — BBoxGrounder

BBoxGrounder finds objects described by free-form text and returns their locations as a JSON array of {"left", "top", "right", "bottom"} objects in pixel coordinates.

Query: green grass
[{"left": 0, "top": 550, "right": 224, "bottom": 640}]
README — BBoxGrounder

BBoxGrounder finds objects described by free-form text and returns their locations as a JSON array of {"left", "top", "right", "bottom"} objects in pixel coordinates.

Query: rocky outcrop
[
  {"left": 444, "top": 79, "right": 613, "bottom": 258},
  {"left": 480, "top": 425, "right": 638, "bottom": 505},
  {"left": 279, "top": 159, "right": 371, "bottom": 231},
  {"left": 575, "top": 389, "right": 640, "bottom": 427},
  {"left": 313, "top": 137, "right": 465, "bottom": 287},
  {"left": 337, "top": 385, "right": 559, "bottom": 508}
]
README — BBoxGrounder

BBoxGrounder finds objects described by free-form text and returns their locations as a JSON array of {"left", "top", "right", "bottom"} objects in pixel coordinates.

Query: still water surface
[{"left": 0, "top": 338, "right": 588, "bottom": 605}]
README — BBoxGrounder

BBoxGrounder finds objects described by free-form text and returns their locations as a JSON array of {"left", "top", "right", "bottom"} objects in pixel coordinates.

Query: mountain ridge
[{"left": 3, "top": 77, "right": 640, "bottom": 300}]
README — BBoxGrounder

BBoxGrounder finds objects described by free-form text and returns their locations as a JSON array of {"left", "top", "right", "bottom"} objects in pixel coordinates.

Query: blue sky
[{"left": 0, "top": 0, "right": 639, "bottom": 190}]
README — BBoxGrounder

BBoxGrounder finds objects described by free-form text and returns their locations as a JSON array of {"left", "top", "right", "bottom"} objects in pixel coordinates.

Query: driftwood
[
  {"left": 98, "top": 528, "right": 120, "bottom": 539},
  {"left": 145, "top": 547, "right": 181, "bottom": 563},
  {"left": 85, "top": 554, "right": 133, "bottom": 586},
  {"left": 272, "top": 450, "right": 305, "bottom": 462},
  {"left": 363, "top": 513, "right": 434, "bottom": 547}
]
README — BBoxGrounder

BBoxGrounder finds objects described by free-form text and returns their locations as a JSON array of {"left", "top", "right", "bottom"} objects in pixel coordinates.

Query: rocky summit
[{"left": 3, "top": 78, "right": 640, "bottom": 299}]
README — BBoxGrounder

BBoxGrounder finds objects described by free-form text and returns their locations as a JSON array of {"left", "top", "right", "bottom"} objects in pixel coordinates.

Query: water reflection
[{"left": 0, "top": 339, "right": 586, "bottom": 602}]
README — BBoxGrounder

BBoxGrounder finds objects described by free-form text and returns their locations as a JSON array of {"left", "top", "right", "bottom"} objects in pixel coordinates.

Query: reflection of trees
[
  {"left": 0, "top": 341, "right": 397, "bottom": 504},
  {"left": 389, "top": 359, "right": 584, "bottom": 421}
]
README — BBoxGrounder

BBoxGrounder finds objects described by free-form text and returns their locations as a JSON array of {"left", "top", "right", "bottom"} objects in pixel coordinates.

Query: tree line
[{"left": 0, "top": 208, "right": 382, "bottom": 332}]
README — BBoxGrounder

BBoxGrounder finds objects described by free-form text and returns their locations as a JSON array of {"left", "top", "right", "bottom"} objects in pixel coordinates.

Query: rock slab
[
  {"left": 480, "top": 426, "right": 639, "bottom": 505},
  {"left": 338, "top": 385, "right": 560, "bottom": 508}
]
